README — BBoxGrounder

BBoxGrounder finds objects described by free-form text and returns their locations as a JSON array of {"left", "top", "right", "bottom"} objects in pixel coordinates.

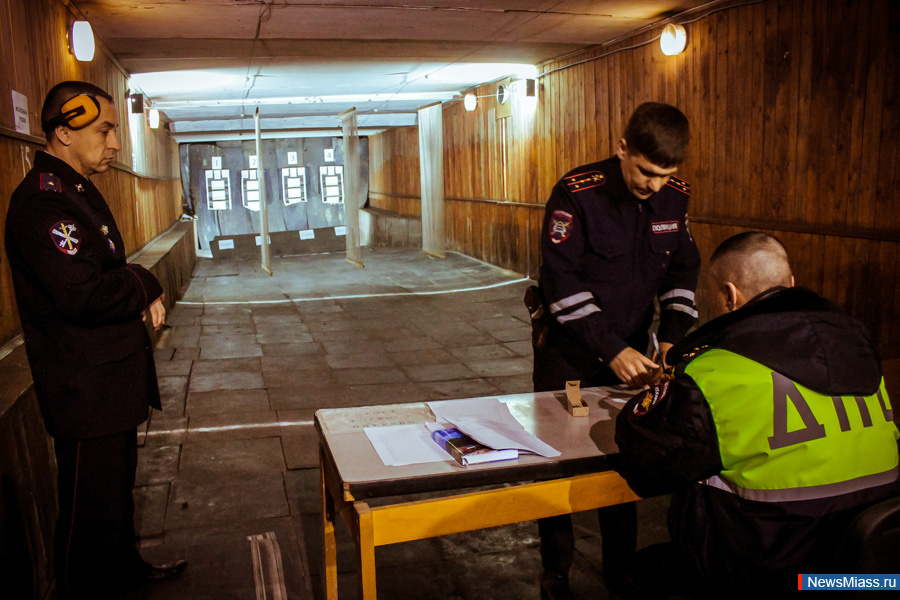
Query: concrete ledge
[
  {"left": 361, "top": 206, "right": 422, "bottom": 249},
  {"left": 0, "top": 221, "right": 196, "bottom": 600}
]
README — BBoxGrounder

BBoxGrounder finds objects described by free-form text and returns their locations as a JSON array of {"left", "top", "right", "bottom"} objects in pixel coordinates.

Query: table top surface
[{"left": 315, "top": 386, "right": 638, "bottom": 499}]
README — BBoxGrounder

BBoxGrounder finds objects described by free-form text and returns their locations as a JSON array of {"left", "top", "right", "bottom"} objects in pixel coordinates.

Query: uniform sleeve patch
[
  {"left": 49, "top": 221, "right": 81, "bottom": 255},
  {"left": 665, "top": 176, "right": 690, "bottom": 195},
  {"left": 548, "top": 210, "right": 574, "bottom": 244},
  {"left": 651, "top": 220, "right": 679, "bottom": 234},
  {"left": 633, "top": 381, "right": 670, "bottom": 416},
  {"left": 564, "top": 171, "right": 606, "bottom": 193},
  {"left": 40, "top": 173, "right": 62, "bottom": 192}
]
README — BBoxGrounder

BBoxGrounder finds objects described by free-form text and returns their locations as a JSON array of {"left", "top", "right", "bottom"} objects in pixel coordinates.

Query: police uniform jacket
[
  {"left": 539, "top": 156, "right": 700, "bottom": 363},
  {"left": 615, "top": 287, "right": 899, "bottom": 589},
  {"left": 5, "top": 151, "right": 163, "bottom": 439}
]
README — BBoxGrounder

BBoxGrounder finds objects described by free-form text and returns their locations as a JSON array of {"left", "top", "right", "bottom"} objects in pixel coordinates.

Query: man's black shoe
[
  {"left": 140, "top": 560, "right": 187, "bottom": 584},
  {"left": 540, "top": 571, "right": 574, "bottom": 600}
]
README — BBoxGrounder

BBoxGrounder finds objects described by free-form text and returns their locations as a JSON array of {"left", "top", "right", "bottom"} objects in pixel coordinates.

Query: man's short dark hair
[
  {"left": 41, "top": 81, "right": 114, "bottom": 134},
  {"left": 711, "top": 231, "right": 793, "bottom": 297},
  {"left": 622, "top": 102, "right": 690, "bottom": 168}
]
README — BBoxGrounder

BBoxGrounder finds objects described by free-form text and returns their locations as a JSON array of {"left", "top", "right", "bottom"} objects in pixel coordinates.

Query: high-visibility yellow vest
[{"left": 684, "top": 349, "right": 899, "bottom": 502}]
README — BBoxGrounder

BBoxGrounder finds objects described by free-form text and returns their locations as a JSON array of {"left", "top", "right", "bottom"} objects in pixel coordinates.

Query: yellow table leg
[
  {"left": 354, "top": 502, "right": 377, "bottom": 600},
  {"left": 321, "top": 450, "right": 339, "bottom": 600}
]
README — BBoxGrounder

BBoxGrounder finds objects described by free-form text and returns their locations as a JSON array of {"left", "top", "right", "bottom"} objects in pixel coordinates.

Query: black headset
[{"left": 43, "top": 94, "right": 101, "bottom": 131}]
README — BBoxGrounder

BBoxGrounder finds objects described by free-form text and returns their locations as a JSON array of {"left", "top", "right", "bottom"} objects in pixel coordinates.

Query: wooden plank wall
[
  {"left": 368, "top": 0, "right": 900, "bottom": 358},
  {"left": 0, "top": 0, "right": 183, "bottom": 348}
]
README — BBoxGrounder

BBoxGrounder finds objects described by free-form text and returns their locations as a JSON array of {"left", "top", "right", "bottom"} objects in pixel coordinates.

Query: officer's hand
[
  {"left": 144, "top": 295, "right": 166, "bottom": 330},
  {"left": 609, "top": 347, "right": 659, "bottom": 388}
]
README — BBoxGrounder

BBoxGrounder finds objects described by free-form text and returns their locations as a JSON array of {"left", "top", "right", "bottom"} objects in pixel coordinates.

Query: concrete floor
[{"left": 132, "top": 247, "right": 671, "bottom": 600}]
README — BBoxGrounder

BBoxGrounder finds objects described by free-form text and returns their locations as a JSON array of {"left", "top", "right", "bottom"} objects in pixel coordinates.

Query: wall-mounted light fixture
[
  {"left": 148, "top": 108, "right": 160, "bottom": 129},
  {"left": 660, "top": 24, "right": 687, "bottom": 56},
  {"left": 69, "top": 20, "right": 95, "bottom": 61},
  {"left": 128, "top": 93, "right": 144, "bottom": 115},
  {"left": 464, "top": 93, "right": 477, "bottom": 112}
]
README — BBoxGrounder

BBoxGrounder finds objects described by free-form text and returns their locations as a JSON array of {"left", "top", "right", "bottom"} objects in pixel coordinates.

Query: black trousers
[
  {"left": 533, "top": 337, "right": 639, "bottom": 582},
  {"left": 54, "top": 428, "right": 145, "bottom": 599}
]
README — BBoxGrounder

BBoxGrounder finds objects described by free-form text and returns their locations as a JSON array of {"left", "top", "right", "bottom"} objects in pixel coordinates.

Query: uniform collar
[
  {"left": 34, "top": 151, "right": 93, "bottom": 193},
  {"left": 605, "top": 155, "right": 655, "bottom": 212}
]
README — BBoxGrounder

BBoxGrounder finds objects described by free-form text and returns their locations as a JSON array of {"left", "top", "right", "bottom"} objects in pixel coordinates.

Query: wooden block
[{"left": 565, "top": 380, "right": 589, "bottom": 417}]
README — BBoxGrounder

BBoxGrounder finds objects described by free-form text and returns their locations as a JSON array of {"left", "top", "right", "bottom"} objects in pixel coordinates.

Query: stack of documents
[{"left": 364, "top": 398, "right": 561, "bottom": 467}]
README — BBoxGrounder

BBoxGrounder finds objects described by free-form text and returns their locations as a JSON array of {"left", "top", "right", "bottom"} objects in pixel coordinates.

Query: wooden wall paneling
[
  {"left": 713, "top": 9, "right": 730, "bottom": 221},
  {"left": 607, "top": 51, "right": 621, "bottom": 165},
  {"left": 791, "top": 0, "right": 813, "bottom": 227},
  {"left": 856, "top": 0, "right": 887, "bottom": 230},
  {"left": 875, "top": 1, "right": 900, "bottom": 231},
  {"left": 582, "top": 58, "right": 596, "bottom": 162},
  {"left": 550, "top": 63, "right": 562, "bottom": 186},
  {"left": 594, "top": 54, "right": 609, "bottom": 160},
  {"left": 695, "top": 12, "right": 714, "bottom": 217},
  {"left": 843, "top": 0, "right": 871, "bottom": 229},
  {"left": 807, "top": 0, "right": 835, "bottom": 226},
  {"left": 783, "top": 0, "right": 801, "bottom": 224},
  {"left": 0, "top": 1, "right": 15, "bottom": 130},
  {"left": 826, "top": 0, "right": 857, "bottom": 227},
  {"left": 724, "top": 6, "right": 741, "bottom": 221}
]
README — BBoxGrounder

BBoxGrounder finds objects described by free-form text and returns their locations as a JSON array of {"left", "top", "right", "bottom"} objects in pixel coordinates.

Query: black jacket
[
  {"left": 5, "top": 151, "right": 162, "bottom": 439},
  {"left": 538, "top": 156, "right": 700, "bottom": 362},
  {"left": 615, "top": 287, "right": 898, "bottom": 590}
]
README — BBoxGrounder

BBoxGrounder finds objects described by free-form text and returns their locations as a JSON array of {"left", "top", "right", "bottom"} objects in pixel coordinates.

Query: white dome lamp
[
  {"left": 69, "top": 21, "right": 95, "bottom": 62},
  {"left": 464, "top": 93, "right": 477, "bottom": 112},
  {"left": 660, "top": 24, "right": 687, "bottom": 56}
]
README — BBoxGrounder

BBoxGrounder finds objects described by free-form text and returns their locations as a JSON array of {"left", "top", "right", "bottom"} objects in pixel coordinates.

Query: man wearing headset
[{"left": 5, "top": 81, "right": 184, "bottom": 598}]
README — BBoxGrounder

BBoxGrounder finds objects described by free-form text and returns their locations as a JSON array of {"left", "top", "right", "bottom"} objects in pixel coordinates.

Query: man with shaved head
[{"left": 614, "top": 231, "right": 899, "bottom": 596}]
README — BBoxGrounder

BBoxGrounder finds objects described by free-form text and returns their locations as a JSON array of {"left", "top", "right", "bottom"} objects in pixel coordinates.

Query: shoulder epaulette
[
  {"left": 40, "top": 173, "right": 62, "bottom": 193},
  {"left": 666, "top": 176, "right": 690, "bottom": 195},
  {"left": 564, "top": 170, "right": 606, "bottom": 193}
]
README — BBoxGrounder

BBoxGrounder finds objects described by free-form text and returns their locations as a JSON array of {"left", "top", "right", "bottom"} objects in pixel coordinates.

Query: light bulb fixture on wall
[
  {"left": 660, "top": 24, "right": 687, "bottom": 56},
  {"left": 148, "top": 108, "right": 160, "bottom": 129},
  {"left": 128, "top": 93, "right": 144, "bottom": 115},
  {"left": 464, "top": 93, "right": 477, "bottom": 111},
  {"left": 69, "top": 20, "right": 95, "bottom": 61}
]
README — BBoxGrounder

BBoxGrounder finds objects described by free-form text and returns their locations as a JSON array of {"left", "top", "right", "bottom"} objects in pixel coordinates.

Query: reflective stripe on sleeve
[
  {"left": 659, "top": 289, "right": 696, "bottom": 302},
  {"left": 549, "top": 291, "right": 594, "bottom": 314},
  {"left": 557, "top": 304, "right": 601, "bottom": 323},
  {"left": 662, "top": 304, "right": 698, "bottom": 318}
]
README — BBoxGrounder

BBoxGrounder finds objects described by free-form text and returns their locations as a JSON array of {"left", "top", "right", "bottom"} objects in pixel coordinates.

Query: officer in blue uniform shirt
[
  {"left": 5, "top": 81, "right": 185, "bottom": 598},
  {"left": 532, "top": 102, "right": 700, "bottom": 599}
]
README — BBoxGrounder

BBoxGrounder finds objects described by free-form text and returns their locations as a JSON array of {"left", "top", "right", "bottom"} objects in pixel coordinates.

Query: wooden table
[{"left": 315, "top": 387, "right": 642, "bottom": 600}]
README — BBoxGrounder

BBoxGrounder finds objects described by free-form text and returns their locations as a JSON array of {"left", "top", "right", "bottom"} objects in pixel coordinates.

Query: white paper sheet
[
  {"left": 428, "top": 398, "right": 560, "bottom": 458},
  {"left": 364, "top": 423, "right": 447, "bottom": 466}
]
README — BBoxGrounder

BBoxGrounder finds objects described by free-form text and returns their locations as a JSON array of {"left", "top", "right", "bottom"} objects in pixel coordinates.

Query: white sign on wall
[
  {"left": 211, "top": 156, "right": 223, "bottom": 170},
  {"left": 324, "top": 148, "right": 334, "bottom": 162},
  {"left": 287, "top": 151, "right": 298, "bottom": 165},
  {"left": 249, "top": 155, "right": 258, "bottom": 168},
  {"left": 11, "top": 91, "right": 29, "bottom": 134}
]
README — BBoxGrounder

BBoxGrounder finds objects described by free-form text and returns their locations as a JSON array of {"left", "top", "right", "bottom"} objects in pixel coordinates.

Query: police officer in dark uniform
[
  {"left": 4, "top": 81, "right": 185, "bottom": 598},
  {"left": 532, "top": 102, "right": 700, "bottom": 599}
]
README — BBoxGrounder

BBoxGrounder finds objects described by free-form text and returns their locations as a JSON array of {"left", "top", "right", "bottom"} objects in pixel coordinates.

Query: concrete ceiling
[{"left": 70, "top": 0, "right": 711, "bottom": 141}]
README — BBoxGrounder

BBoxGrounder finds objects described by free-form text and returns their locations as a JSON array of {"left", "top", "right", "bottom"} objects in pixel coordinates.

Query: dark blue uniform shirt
[
  {"left": 539, "top": 155, "right": 700, "bottom": 363},
  {"left": 5, "top": 151, "right": 163, "bottom": 439}
]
